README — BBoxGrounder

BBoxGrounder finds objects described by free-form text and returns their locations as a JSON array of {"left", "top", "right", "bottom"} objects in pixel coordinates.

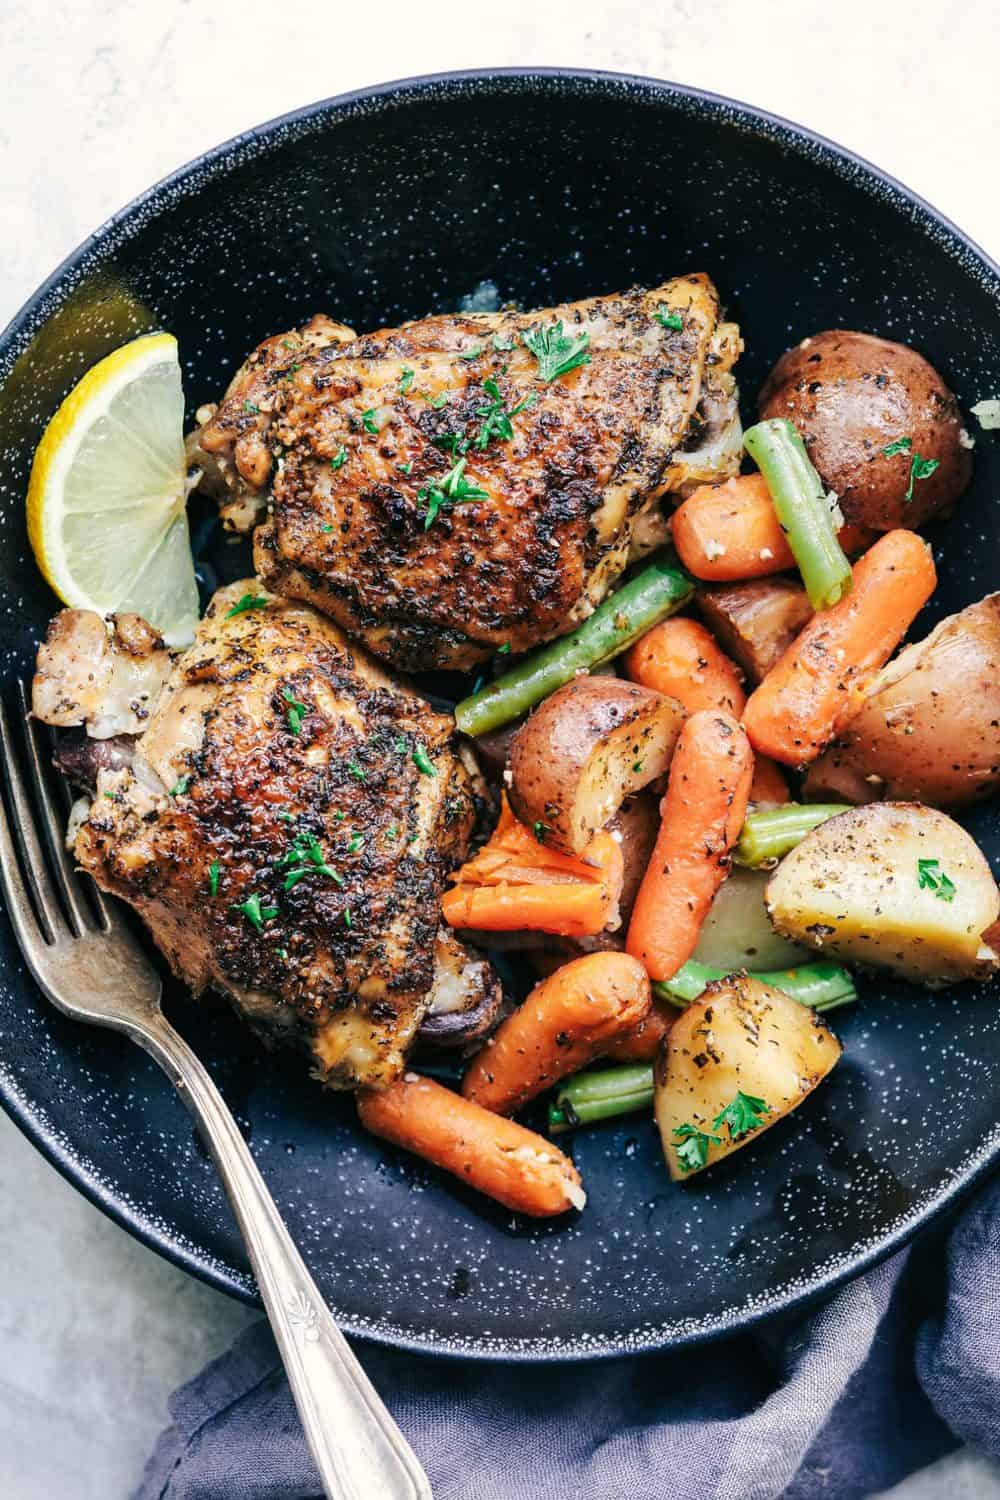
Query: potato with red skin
[
  {"left": 695, "top": 576, "right": 813, "bottom": 686},
  {"left": 508, "top": 676, "right": 685, "bottom": 856},
  {"left": 758, "top": 330, "right": 972, "bottom": 531},
  {"left": 804, "top": 593, "right": 1000, "bottom": 810}
]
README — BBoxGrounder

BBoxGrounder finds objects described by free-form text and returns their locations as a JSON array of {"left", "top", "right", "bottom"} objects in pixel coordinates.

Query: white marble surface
[{"left": 1, "top": 1, "right": 999, "bottom": 1495}]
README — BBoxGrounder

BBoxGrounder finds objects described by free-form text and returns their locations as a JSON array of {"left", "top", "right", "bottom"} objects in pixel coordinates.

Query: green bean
[
  {"left": 548, "top": 1063, "right": 654, "bottom": 1134},
  {"left": 454, "top": 557, "right": 694, "bottom": 736},
  {"left": 743, "top": 418, "right": 853, "bottom": 611},
  {"left": 654, "top": 959, "right": 856, "bottom": 1013},
  {"left": 734, "top": 803, "right": 850, "bottom": 867}
]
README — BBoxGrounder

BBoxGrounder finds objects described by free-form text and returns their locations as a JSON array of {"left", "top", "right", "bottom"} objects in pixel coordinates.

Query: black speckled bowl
[{"left": 1, "top": 70, "right": 999, "bottom": 1361}]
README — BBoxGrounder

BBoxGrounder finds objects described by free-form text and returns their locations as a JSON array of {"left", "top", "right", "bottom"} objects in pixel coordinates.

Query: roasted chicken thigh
[
  {"left": 191, "top": 276, "right": 741, "bottom": 669},
  {"left": 32, "top": 582, "right": 498, "bottom": 1087}
]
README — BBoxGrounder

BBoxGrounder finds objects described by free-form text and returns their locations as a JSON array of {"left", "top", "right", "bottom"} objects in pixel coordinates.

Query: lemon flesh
[{"left": 27, "top": 332, "right": 199, "bottom": 646}]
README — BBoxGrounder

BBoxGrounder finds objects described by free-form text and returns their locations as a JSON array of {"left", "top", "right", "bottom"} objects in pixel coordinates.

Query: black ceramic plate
[{"left": 2, "top": 70, "right": 999, "bottom": 1360}]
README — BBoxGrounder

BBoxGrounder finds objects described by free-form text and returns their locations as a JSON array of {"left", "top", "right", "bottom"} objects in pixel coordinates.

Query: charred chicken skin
[
  {"left": 191, "top": 276, "right": 741, "bottom": 670},
  {"left": 32, "top": 581, "right": 498, "bottom": 1088}
]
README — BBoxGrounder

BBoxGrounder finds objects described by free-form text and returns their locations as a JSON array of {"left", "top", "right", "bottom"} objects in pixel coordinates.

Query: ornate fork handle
[{"left": 133, "top": 1011, "right": 432, "bottom": 1500}]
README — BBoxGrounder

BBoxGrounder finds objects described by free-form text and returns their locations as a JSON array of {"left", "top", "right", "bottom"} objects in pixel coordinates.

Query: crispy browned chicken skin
[
  {"left": 192, "top": 277, "right": 741, "bottom": 669},
  {"left": 32, "top": 582, "right": 497, "bottom": 1087}
]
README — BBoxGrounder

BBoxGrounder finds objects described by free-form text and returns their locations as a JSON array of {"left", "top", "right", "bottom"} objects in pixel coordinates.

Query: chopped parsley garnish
[
  {"left": 672, "top": 1122, "right": 722, "bottom": 1173},
  {"left": 277, "top": 830, "right": 344, "bottom": 891},
  {"left": 329, "top": 446, "right": 348, "bottom": 471},
  {"left": 882, "top": 436, "right": 941, "bottom": 502},
  {"left": 343, "top": 908, "right": 353, "bottom": 929},
  {"left": 399, "top": 461, "right": 413, "bottom": 475},
  {"left": 917, "top": 857, "right": 957, "bottom": 902},
  {"left": 412, "top": 744, "right": 437, "bottom": 777},
  {"left": 655, "top": 308, "right": 683, "bottom": 331},
  {"left": 632, "top": 760, "right": 643, "bottom": 773},
  {"left": 422, "top": 390, "right": 450, "bottom": 410},
  {"left": 225, "top": 592, "right": 269, "bottom": 619},
  {"left": 347, "top": 759, "right": 367, "bottom": 782},
  {"left": 522, "top": 320, "right": 591, "bottom": 382},
  {"left": 460, "top": 346, "right": 484, "bottom": 361},
  {"left": 321, "top": 523, "right": 334, "bottom": 532},
  {"left": 208, "top": 861, "right": 221, "bottom": 896},
  {"left": 169, "top": 777, "right": 190, "bottom": 797},
  {"left": 399, "top": 367, "right": 415, "bottom": 394},
  {"left": 281, "top": 686, "right": 307, "bottom": 735},
  {"left": 278, "top": 810, "right": 294, "bottom": 823},
  {"left": 281, "top": 338, "right": 295, "bottom": 349},
  {"left": 712, "top": 1091, "right": 771, "bottom": 1140},
  {"left": 361, "top": 408, "right": 379, "bottom": 435},
  {"left": 277, "top": 947, "right": 289, "bottom": 961},
  {"left": 418, "top": 456, "right": 489, "bottom": 529},
  {"left": 347, "top": 832, "right": 364, "bottom": 853},
  {"left": 532, "top": 820, "right": 551, "bottom": 843},
  {"left": 491, "top": 334, "right": 515, "bottom": 352},
  {"left": 231, "top": 894, "right": 278, "bottom": 932},
  {"left": 386, "top": 823, "right": 399, "bottom": 840},
  {"left": 393, "top": 734, "right": 408, "bottom": 754},
  {"left": 242, "top": 400, "right": 260, "bottom": 415},
  {"left": 497, "top": 642, "right": 511, "bottom": 655},
  {"left": 474, "top": 378, "right": 537, "bottom": 449}
]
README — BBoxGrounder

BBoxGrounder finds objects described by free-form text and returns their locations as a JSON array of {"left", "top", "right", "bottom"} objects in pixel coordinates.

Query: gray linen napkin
[{"left": 134, "top": 1171, "right": 1000, "bottom": 1500}]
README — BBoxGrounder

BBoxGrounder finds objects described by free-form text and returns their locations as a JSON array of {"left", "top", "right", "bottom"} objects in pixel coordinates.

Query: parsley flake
[
  {"left": 329, "top": 446, "right": 348, "bottom": 471},
  {"left": 231, "top": 894, "right": 278, "bottom": 932},
  {"left": 672, "top": 1122, "right": 722, "bottom": 1173},
  {"left": 474, "top": 378, "right": 537, "bottom": 450},
  {"left": 497, "top": 642, "right": 511, "bottom": 655},
  {"left": 281, "top": 686, "right": 307, "bottom": 735},
  {"left": 418, "top": 456, "right": 489, "bottom": 529},
  {"left": 242, "top": 400, "right": 260, "bottom": 415},
  {"left": 882, "top": 436, "right": 940, "bottom": 502},
  {"left": 491, "top": 334, "right": 515, "bottom": 352},
  {"left": 343, "top": 908, "right": 353, "bottom": 929},
  {"left": 321, "top": 523, "right": 334, "bottom": 532},
  {"left": 399, "top": 461, "right": 413, "bottom": 475},
  {"left": 655, "top": 308, "right": 684, "bottom": 331},
  {"left": 917, "top": 857, "right": 957, "bottom": 902},
  {"left": 361, "top": 408, "right": 379, "bottom": 435},
  {"left": 225, "top": 592, "right": 269, "bottom": 619},
  {"left": 347, "top": 832, "right": 364, "bottom": 853},
  {"left": 208, "top": 861, "right": 221, "bottom": 896},
  {"left": 386, "top": 823, "right": 399, "bottom": 840},
  {"left": 169, "top": 777, "right": 190, "bottom": 797},
  {"left": 460, "top": 346, "right": 484, "bottom": 361},
  {"left": 412, "top": 744, "right": 437, "bottom": 777},
  {"left": 399, "top": 368, "right": 415, "bottom": 394},
  {"left": 277, "top": 830, "right": 344, "bottom": 891},
  {"left": 347, "top": 759, "right": 367, "bottom": 782},
  {"left": 532, "top": 820, "right": 551, "bottom": 843},
  {"left": 712, "top": 1091, "right": 771, "bottom": 1140},
  {"left": 522, "top": 320, "right": 591, "bottom": 382}
]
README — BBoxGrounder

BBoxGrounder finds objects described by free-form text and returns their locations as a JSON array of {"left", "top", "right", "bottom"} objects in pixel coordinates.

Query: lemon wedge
[{"left": 27, "top": 331, "right": 199, "bottom": 646}]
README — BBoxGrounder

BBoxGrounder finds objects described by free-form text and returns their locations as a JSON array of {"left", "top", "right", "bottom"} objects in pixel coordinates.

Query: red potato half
[
  {"left": 508, "top": 676, "right": 686, "bottom": 856},
  {"left": 695, "top": 577, "right": 813, "bottom": 686},
  {"left": 804, "top": 593, "right": 1000, "bottom": 810}
]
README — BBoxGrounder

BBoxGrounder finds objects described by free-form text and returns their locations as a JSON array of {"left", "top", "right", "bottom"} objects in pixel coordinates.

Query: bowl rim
[{"left": 2, "top": 65, "right": 999, "bottom": 1363}]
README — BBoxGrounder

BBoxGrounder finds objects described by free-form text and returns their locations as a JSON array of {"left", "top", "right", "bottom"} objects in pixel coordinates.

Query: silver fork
[{"left": 0, "top": 682, "right": 432, "bottom": 1500}]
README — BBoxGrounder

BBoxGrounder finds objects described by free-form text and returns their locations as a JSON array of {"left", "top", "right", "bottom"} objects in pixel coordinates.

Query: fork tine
[
  {"left": 0, "top": 699, "right": 67, "bottom": 945},
  {"left": 17, "top": 682, "right": 94, "bottom": 936},
  {"left": 0, "top": 734, "right": 49, "bottom": 962}
]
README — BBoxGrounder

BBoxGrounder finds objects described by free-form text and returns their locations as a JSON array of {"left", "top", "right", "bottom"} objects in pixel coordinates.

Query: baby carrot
[
  {"left": 357, "top": 1074, "right": 585, "bottom": 1217},
  {"left": 626, "top": 710, "right": 754, "bottom": 982},
  {"left": 601, "top": 993, "right": 675, "bottom": 1061},
  {"left": 441, "top": 796, "right": 624, "bottom": 938},
  {"left": 672, "top": 474, "right": 873, "bottom": 582},
  {"left": 624, "top": 616, "right": 746, "bottom": 716},
  {"left": 462, "top": 951, "right": 651, "bottom": 1115},
  {"left": 742, "top": 529, "right": 937, "bottom": 766}
]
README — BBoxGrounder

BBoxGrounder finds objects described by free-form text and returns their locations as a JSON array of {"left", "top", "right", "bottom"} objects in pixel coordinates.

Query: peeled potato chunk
[
  {"left": 655, "top": 974, "right": 841, "bottom": 1181},
  {"left": 508, "top": 676, "right": 685, "bottom": 855},
  {"left": 766, "top": 802, "right": 1000, "bottom": 986}
]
